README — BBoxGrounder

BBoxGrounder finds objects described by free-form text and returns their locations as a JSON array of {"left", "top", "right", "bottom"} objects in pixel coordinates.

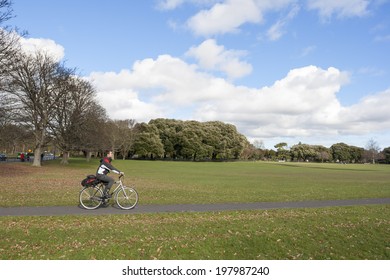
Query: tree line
[
  {"left": 1, "top": 1, "right": 389, "bottom": 165},
  {"left": 244, "top": 141, "right": 390, "bottom": 164},
  {"left": 133, "top": 119, "right": 249, "bottom": 161}
]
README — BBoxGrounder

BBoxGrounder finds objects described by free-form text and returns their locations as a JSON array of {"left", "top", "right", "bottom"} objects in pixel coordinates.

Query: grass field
[
  {"left": 1, "top": 159, "right": 390, "bottom": 207},
  {"left": 0, "top": 159, "right": 389, "bottom": 259}
]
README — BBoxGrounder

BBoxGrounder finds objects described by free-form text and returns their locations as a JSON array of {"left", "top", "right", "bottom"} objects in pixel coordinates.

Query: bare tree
[
  {"left": 0, "top": 29, "right": 19, "bottom": 79},
  {"left": 112, "top": 119, "right": 138, "bottom": 160},
  {"left": 0, "top": 0, "right": 13, "bottom": 24},
  {"left": 0, "top": 123, "right": 32, "bottom": 153},
  {"left": 365, "top": 138, "right": 381, "bottom": 164},
  {"left": 253, "top": 140, "right": 265, "bottom": 149},
  {"left": 5, "top": 50, "right": 74, "bottom": 166},
  {"left": 103, "top": 119, "right": 137, "bottom": 160},
  {"left": 106, "top": 120, "right": 119, "bottom": 160},
  {"left": 79, "top": 101, "right": 109, "bottom": 161},
  {"left": 0, "top": 1, "right": 20, "bottom": 129},
  {"left": 0, "top": 0, "right": 19, "bottom": 80},
  {"left": 50, "top": 76, "right": 99, "bottom": 164}
]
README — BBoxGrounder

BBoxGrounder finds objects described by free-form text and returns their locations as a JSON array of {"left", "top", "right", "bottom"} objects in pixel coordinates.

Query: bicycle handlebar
[{"left": 115, "top": 173, "right": 125, "bottom": 184}]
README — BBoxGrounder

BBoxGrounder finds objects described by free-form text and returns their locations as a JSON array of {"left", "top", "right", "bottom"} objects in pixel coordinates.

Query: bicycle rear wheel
[
  {"left": 116, "top": 186, "right": 138, "bottom": 210},
  {"left": 79, "top": 186, "right": 103, "bottom": 210}
]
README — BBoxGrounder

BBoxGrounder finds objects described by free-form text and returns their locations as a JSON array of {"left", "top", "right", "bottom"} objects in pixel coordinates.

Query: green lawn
[
  {"left": 0, "top": 206, "right": 388, "bottom": 260},
  {"left": 0, "top": 159, "right": 389, "bottom": 260},
  {"left": 1, "top": 159, "right": 389, "bottom": 207}
]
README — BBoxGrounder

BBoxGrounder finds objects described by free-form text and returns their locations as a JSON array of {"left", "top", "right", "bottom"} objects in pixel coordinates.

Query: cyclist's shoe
[{"left": 103, "top": 193, "right": 112, "bottom": 199}]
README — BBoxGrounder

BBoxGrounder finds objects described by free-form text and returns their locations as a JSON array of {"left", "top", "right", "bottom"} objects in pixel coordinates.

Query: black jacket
[{"left": 96, "top": 157, "right": 121, "bottom": 175}]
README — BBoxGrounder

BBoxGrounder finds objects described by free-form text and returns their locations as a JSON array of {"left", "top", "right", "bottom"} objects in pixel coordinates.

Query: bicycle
[{"left": 79, "top": 174, "right": 138, "bottom": 210}]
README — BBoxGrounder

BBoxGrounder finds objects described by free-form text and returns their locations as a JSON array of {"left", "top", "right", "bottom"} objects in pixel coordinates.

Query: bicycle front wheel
[
  {"left": 79, "top": 186, "right": 103, "bottom": 210},
  {"left": 116, "top": 186, "right": 138, "bottom": 210}
]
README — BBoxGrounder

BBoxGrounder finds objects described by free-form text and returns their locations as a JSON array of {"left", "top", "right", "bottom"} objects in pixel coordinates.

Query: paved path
[{"left": 0, "top": 198, "right": 389, "bottom": 217}]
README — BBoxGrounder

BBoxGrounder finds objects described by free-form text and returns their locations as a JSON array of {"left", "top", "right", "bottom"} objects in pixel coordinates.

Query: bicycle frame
[
  {"left": 80, "top": 174, "right": 138, "bottom": 210},
  {"left": 96, "top": 174, "right": 125, "bottom": 197},
  {"left": 111, "top": 175, "right": 127, "bottom": 196}
]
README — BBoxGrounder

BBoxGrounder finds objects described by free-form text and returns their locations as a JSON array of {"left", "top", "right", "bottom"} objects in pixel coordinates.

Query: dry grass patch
[{"left": 0, "top": 162, "right": 88, "bottom": 206}]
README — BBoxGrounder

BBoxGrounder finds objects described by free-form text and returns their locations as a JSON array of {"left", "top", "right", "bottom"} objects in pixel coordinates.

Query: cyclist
[{"left": 96, "top": 150, "right": 123, "bottom": 198}]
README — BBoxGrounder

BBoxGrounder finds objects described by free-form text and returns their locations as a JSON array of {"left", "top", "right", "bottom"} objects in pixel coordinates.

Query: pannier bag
[{"left": 81, "top": 175, "right": 99, "bottom": 187}]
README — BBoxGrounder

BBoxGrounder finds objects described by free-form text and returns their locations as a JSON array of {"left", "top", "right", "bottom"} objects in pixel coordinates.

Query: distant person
[
  {"left": 20, "top": 153, "right": 25, "bottom": 162},
  {"left": 96, "top": 151, "right": 124, "bottom": 198}
]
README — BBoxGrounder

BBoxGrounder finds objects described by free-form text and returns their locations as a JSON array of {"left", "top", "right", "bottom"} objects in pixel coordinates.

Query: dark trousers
[{"left": 96, "top": 174, "right": 114, "bottom": 193}]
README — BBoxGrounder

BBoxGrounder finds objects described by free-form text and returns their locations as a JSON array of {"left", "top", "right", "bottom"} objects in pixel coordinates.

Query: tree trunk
[
  {"left": 32, "top": 147, "right": 42, "bottom": 167},
  {"left": 61, "top": 151, "right": 70, "bottom": 165},
  {"left": 111, "top": 146, "right": 115, "bottom": 160},
  {"left": 86, "top": 151, "right": 92, "bottom": 162}
]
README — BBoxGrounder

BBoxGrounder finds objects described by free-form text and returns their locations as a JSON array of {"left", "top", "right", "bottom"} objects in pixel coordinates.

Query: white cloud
[
  {"left": 94, "top": 88, "right": 164, "bottom": 121},
  {"left": 186, "top": 0, "right": 261, "bottom": 36},
  {"left": 358, "top": 66, "right": 385, "bottom": 77},
  {"left": 186, "top": 0, "right": 295, "bottom": 36},
  {"left": 307, "top": 0, "right": 370, "bottom": 20},
  {"left": 19, "top": 37, "right": 65, "bottom": 61},
  {"left": 194, "top": 66, "right": 350, "bottom": 136},
  {"left": 341, "top": 89, "right": 390, "bottom": 133},
  {"left": 267, "top": 21, "right": 286, "bottom": 41},
  {"left": 165, "top": 0, "right": 380, "bottom": 37},
  {"left": 87, "top": 54, "right": 234, "bottom": 121},
  {"left": 156, "top": 0, "right": 185, "bottom": 10},
  {"left": 267, "top": 4, "right": 300, "bottom": 41},
  {"left": 87, "top": 49, "right": 390, "bottom": 145},
  {"left": 156, "top": 0, "right": 221, "bottom": 10},
  {"left": 186, "top": 39, "right": 252, "bottom": 79},
  {"left": 90, "top": 54, "right": 232, "bottom": 102},
  {"left": 299, "top": 45, "right": 317, "bottom": 57}
]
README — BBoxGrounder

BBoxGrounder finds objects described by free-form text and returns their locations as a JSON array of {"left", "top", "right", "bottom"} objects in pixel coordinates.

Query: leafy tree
[
  {"left": 133, "top": 123, "right": 164, "bottom": 159},
  {"left": 274, "top": 142, "right": 289, "bottom": 160},
  {"left": 289, "top": 143, "right": 330, "bottom": 162},
  {"left": 142, "top": 119, "right": 248, "bottom": 161},
  {"left": 313, "top": 145, "right": 332, "bottom": 163},
  {"left": 349, "top": 145, "right": 364, "bottom": 163},
  {"left": 149, "top": 118, "right": 180, "bottom": 158},
  {"left": 330, "top": 143, "right": 351, "bottom": 163},
  {"left": 265, "top": 149, "right": 276, "bottom": 161},
  {"left": 382, "top": 147, "right": 390, "bottom": 164},
  {"left": 291, "top": 143, "right": 314, "bottom": 161},
  {"left": 203, "top": 121, "right": 248, "bottom": 160},
  {"left": 182, "top": 121, "right": 213, "bottom": 161}
]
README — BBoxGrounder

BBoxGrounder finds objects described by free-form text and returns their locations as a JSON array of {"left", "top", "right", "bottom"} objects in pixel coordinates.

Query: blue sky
[{"left": 8, "top": 0, "right": 390, "bottom": 149}]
